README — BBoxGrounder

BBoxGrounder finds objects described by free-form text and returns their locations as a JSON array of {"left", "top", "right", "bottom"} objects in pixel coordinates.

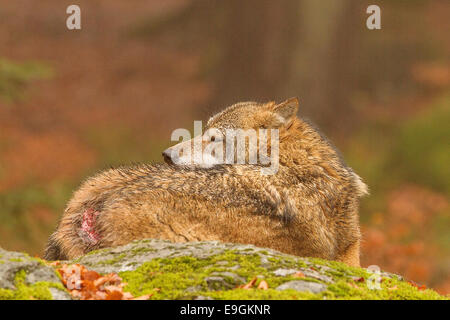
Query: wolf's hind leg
[
  {"left": 43, "top": 232, "right": 66, "bottom": 260},
  {"left": 336, "top": 240, "right": 360, "bottom": 267}
]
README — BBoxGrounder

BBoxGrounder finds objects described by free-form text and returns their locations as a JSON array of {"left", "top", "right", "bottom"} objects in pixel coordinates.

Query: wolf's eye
[{"left": 211, "top": 135, "right": 223, "bottom": 142}]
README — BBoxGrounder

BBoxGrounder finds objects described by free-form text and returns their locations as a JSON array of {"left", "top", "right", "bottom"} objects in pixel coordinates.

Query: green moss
[
  {"left": 9, "top": 258, "right": 23, "bottom": 262},
  {"left": 81, "top": 247, "right": 110, "bottom": 258},
  {"left": 117, "top": 251, "right": 447, "bottom": 300},
  {"left": 2, "top": 244, "right": 447, "bottom": 300},
  {"left": 323, "top": 277, "right": 444, "bottom": 300},
  {"left": 203, "top": 288, "right": 320, "bottom": 300},
  {"left": 69, "top": 248, "right": 110, "bottom": 264},
  {"left": 308, "top": 258, "right": 369, "bottom": 279},
  {"left": 98, "top": 253, "right": 127, "bottom": 266},
  {"left": 267, "top": 256, "right": 308, "bottom": 270},
  {"left": 131, "top": 246, "right": 157, "bottom": 256},
  {"left": 0, "top": 270, "right": 67, "bottom": 300},
  {"left": 120, "top": 251, "right": 275, "bottom": 299}
]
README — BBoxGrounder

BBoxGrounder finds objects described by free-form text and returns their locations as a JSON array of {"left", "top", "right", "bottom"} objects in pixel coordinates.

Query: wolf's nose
[{"left": 162, "top": 149, "right": 173, "bottom": 164}]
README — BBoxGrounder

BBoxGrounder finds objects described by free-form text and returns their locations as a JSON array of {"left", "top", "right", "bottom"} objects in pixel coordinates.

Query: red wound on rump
[{"left": 81, "top": 208, "right": 101, "bottom": 244}]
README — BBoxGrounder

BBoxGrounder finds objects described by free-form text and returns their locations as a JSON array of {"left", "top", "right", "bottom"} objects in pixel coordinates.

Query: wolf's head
[
  {"left": 162, "top": 97, "right": 368, "bottom": 195},
  {"left": 204, "top": 97, "right": 299, "bottom": 131},
  {"left": 162, "top": 98, "right": 299, "bottom": 174}
]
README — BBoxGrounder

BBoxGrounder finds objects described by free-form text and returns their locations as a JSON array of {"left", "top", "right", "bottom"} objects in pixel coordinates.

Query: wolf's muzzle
[{"left": 162, "top": 149, "right": 174, "bottom": 165}]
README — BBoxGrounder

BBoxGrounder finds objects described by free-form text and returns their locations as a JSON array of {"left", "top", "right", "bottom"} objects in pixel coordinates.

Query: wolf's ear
[{"left": 272, "top": 97, "right": 299, "bottom": 123}]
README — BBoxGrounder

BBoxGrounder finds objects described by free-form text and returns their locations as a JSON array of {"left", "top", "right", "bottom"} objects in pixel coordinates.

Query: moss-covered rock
[
  {"left": 0, "top": 240, "right": 448, "bottom": 300},
  {"left": 0, "top": 248, "right": 70, "bottom": 300}
]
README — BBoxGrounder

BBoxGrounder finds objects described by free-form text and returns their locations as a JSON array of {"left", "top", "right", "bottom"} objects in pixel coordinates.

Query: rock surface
[
  {"left": 0, "top": 248, "right": 70, "bottom": 300},
  {"left": 0, "top": 239, "right": 447, "bottom": 300},
  {"left": 276, "top": 280, "right": 327, "bottom": 293}
]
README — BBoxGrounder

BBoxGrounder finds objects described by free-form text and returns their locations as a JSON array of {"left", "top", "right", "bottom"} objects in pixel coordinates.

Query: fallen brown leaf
[
  {"left": 293, "top": 271, "right": 305, "bottom": 278},
  {"left": 257, "top": 280, "right": 269, "bottom": 290},
  {"left": 408, "top": 280, "right": 427, "bottom": 291},
  {"left": 57, "top": 263, "right": 155, "bottom": 300},
  {"left": 239, "top": 277, "right": 257, "bottom": 289}
]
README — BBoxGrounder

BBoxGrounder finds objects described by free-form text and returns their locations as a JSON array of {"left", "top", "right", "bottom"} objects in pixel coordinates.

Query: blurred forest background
[{"left": 0, "top": 0, "right": 449, "bottom": 294}]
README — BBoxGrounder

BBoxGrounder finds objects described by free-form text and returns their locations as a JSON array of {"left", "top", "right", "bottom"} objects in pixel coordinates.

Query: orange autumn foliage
[{"left": 56, "top": 263, "right": 154, "bottom": 300}]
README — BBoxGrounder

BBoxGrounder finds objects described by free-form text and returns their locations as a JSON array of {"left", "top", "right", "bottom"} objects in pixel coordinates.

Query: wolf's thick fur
[{"left": 44, "top": 98, "right": 367, "bottom": 266}]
